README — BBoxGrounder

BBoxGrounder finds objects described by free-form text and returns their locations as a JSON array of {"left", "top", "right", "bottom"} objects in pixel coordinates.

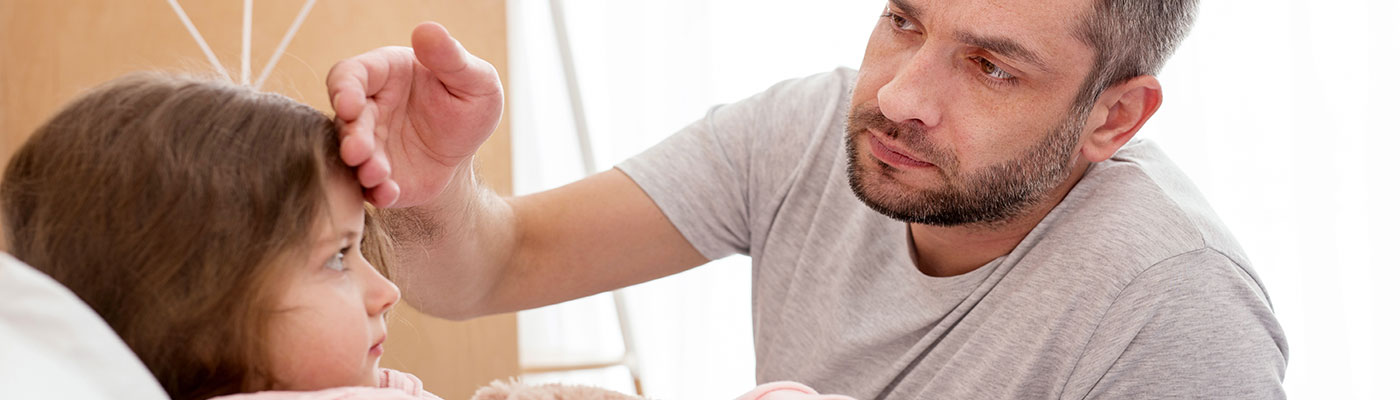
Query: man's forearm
[
  {"left": 379, "top": 167, "right": 710, "bottom": 321},
  {"left": 380, "top": 164, "right": 518, "bottom": 320}
]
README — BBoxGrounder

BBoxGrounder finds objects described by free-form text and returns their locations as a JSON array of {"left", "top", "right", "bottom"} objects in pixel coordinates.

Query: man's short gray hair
[{"left": 1071, "top": 0, "right": 1199, "bottom": 112}]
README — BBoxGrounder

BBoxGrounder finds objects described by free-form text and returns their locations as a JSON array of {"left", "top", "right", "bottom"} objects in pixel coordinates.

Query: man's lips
[{"left": 867, "top": 131, "right": 934, "bottom": 168}]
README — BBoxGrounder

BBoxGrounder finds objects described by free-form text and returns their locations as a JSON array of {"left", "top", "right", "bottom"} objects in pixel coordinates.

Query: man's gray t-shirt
[{"left": 615, "top": 68, "right": 1288, "bottom": 399}]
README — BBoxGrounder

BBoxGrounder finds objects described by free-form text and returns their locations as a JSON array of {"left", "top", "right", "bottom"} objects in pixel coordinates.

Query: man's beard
[{"left": 844, "top": 104, "right": 1086, "bottom": 226}]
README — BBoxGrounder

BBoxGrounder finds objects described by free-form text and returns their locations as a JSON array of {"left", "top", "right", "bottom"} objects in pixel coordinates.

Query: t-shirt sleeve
[
  {"left": 1063, "top": 249, "right": 1289, "bottom": 399},
  {"left": 615, "top": 103, "right": 752, "bottom": 260},
  {"left": 615, "top": 70, "right": 852, "bottom": 260}
]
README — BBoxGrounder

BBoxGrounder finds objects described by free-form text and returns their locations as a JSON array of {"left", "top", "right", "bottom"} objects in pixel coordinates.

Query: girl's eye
[
  {"left": 324, "top": 248, "right": 349, "bottom": 272},
  {"left": 974, "top": 56, "right": 1015, "bottom": 81},
  {"left": 883, "top": 11, "right": 917, "bottom": 32}
]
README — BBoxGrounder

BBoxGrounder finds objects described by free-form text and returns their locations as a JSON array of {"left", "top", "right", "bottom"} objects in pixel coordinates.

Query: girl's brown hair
[{"left": 1, "top": 73, "right": 392, "bottom": 400}]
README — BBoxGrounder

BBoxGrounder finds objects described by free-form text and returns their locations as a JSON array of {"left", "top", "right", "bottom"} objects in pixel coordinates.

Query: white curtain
[{"left": 508, "top": 0, "right": 1400, "bottom": 398}]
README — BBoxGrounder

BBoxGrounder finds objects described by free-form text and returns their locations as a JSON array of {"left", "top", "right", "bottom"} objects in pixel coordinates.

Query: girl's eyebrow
[
  {"left": 339, "top": 229, "right": 363, "bottom": 243},
  {"left": 313, "top": 229, "right": 362, "bottom": 247}
]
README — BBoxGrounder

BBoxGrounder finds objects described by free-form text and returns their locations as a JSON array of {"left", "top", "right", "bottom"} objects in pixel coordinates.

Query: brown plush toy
[{"left": 471, "top": 380, "right": 645, "bottom": 400}]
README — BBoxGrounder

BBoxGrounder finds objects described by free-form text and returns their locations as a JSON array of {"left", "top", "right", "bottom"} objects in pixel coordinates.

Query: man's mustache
[{"left": 848, "top": 105, "right": 959, "bottom": 171}]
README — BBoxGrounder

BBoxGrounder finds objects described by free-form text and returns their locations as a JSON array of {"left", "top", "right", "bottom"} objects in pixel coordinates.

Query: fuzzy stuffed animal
[
  {"left": 470, "top": 380, "right": 854, "bottom": 400},
  {"left": 471, "top": 380, "right": 643, "bottom": 400}
]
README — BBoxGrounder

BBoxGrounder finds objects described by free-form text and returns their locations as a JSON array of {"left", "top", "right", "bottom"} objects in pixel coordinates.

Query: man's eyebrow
[
  {"left": 955, "top": 30, "right": 1051, "bottom": 73},
  {"left": 889, "top": 0, "right": 923, "bottom": 21}
]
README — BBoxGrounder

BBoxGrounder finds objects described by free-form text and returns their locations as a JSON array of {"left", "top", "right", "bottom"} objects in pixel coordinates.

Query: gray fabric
[{"left": 616, "top": 68, "right": 1288, "bottom": 399}]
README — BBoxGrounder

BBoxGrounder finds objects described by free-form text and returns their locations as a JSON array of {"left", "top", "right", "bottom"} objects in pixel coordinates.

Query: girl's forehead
[{"left": 325, "top": 172, "right": 367, "bottom": 230}]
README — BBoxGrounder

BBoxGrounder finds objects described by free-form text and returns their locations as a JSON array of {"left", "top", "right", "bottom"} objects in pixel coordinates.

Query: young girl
[
  {"left": 2, "top": 73, "right": 850, "bottom": 400},
  {"left": 2, "top": 73, "right": 432, "bottom": 400}
]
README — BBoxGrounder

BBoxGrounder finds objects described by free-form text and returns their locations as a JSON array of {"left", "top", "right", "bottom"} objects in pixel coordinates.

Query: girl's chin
[{"left": 361, "top": 367, "right": 381, "bottom": 387}]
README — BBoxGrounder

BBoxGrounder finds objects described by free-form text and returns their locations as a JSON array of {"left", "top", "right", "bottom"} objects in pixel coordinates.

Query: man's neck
[{"left": 909, "top": 162, "right": 1091, "bottom": 277}]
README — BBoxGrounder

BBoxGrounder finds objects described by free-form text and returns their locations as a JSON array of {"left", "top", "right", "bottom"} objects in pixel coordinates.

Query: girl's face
[{"left": 266, "top": 170, "right": 400, "bottom": 390}]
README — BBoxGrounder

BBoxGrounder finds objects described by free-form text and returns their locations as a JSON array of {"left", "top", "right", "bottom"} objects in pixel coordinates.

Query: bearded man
[{"left": 325, "top": 0, "right": 1287, "bottom": 397}]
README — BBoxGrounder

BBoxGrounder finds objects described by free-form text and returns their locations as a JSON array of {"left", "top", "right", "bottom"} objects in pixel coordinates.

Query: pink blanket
[
  {"left": 471, "top": 379, "right": 854, "bottom": 400},
  {"left": 210, "top": 369, "right": 442, "bottom": 400},
  {"left": 209, "top": 369, "right": 847, "bottom": 400}
]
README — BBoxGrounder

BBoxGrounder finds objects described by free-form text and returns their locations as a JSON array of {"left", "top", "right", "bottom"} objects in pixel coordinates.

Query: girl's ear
[{"left": 1079, "top": 75, "right": 1163, "bottom": 162}]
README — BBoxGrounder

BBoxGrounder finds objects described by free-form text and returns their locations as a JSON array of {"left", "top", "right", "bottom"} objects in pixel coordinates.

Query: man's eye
[
  {"left": 883, "top": 12, "right": 916, "bottom": 32},
  {"left": 975, "top": 57, "right": 1014, "bottom": 80}
]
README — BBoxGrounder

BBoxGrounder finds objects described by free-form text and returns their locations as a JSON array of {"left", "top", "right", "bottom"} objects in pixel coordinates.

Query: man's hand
[
  {"left": 323, "top": 23, "right": 704, "bottom": 321},
  {"left": 327, "top": 22, "right": 504, "bottom": 208}
]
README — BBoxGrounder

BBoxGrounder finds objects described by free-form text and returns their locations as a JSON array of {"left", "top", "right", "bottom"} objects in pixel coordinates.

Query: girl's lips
[
  {"left": 369, "top": 337, "right": 385, "bottom": 357},
  {"left": 867, "top": 132, "right": 934, "bottom": 168}
]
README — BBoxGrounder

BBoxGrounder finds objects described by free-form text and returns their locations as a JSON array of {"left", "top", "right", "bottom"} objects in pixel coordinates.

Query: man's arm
[{"left": 384, "top": 166, "right": 706, "bottom": 320}]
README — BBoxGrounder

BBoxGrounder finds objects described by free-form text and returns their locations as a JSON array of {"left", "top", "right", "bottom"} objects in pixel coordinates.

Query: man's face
[{"left": 847, "top": 0, "right": 1098, "bottom": 226}]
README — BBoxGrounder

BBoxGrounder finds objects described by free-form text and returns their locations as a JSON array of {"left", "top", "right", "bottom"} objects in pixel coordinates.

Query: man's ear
[{"left": 1080, "top": 75, "right": 1163, "bottom": 162}]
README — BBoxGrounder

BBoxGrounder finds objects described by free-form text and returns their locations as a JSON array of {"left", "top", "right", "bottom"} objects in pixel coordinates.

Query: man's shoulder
[
  {"left": 1026, "top": 139, "right": 1267, "bottom": 298},
  {"left": 1016, "top": 143, "right": 1285, "bottom": 398},
  {"left": 1060, "top": 139, "right": 1247, "bottom": 261},
  {"left": 712, "top": 68, "right": 860, "bottom": 220},
  {"left": 714, "top": 67, "right": 856, "bottom": 129},
  {"left": 762, "top": 67, "right": 858, "bottom": 103}
]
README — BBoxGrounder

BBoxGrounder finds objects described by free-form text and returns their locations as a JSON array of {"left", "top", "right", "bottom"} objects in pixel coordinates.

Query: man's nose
[{"left": 876, "top": 50, "right": 946, "bottom": 130}]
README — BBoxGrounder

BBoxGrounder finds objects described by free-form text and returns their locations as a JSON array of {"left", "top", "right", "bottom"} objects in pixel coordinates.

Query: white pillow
[{"left": 0, "top": 252, "right": 169, "bottom": 400}]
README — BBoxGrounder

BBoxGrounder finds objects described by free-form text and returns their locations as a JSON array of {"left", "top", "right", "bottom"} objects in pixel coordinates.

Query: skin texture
[
  {"left": 322, "top": 0, "right": 1162, "bottom": 317},
  {"left": 265, "top": 170, "right": 401, "bottom": 390}
]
